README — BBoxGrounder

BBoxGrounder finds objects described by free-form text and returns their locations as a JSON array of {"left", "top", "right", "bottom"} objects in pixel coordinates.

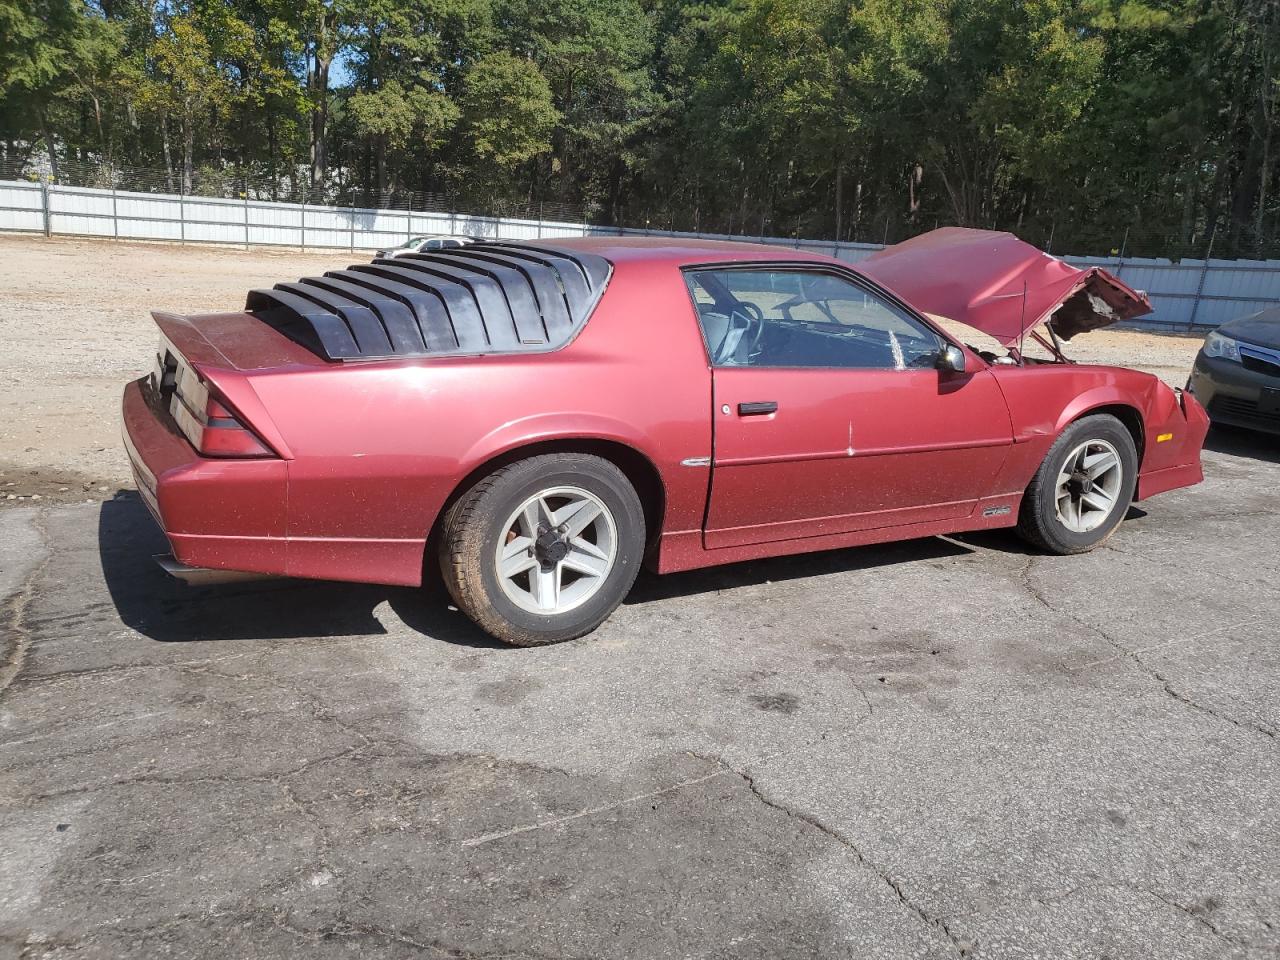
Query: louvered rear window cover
[{"left": 245, "top": 241, "right": 612, "bottom": 361}]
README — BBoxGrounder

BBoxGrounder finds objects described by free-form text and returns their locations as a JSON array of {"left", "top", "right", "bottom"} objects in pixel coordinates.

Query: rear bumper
[
  {"left": 122, "top": 377, "right": 289, "bottom": 576},
  {"left": 155, "top": 553, "right": 276, "bottom": 584},
  {"left": 1188, "top": 352, "right": 1280, "bottom": 435},
  {"left": 123, "top": 378, "right": 425, "bottom": 586}
]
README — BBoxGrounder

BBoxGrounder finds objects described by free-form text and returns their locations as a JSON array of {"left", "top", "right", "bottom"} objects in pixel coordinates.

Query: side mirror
[{"left": 936, "top": 344, "right": 966, "bottom": 374}]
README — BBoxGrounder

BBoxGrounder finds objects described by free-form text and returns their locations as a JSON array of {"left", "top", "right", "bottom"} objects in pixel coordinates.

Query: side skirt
[{"left": 653, "top": 493, "right": 1024, "bottom": 574}]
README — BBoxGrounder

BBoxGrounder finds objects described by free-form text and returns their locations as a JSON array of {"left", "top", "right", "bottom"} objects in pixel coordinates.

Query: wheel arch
[
  {"left": 1066, "top": 402, "right": 1146, "bottom": 466},
  {"left": 425, "top": 437, "right": 668, "bottom": 579}
]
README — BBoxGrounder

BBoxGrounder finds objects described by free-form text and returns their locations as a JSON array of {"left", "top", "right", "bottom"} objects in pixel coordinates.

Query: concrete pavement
[{"left": 1, "top": 427, "right": 1277, "bottom": 959}]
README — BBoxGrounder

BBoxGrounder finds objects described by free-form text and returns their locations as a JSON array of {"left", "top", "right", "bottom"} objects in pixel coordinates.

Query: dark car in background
[{"left": 1188, "top": 307, "right": 1280, "bottom": 435}]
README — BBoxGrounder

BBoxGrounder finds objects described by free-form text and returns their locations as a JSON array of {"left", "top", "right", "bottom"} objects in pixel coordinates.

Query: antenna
[{"left": 1015, "top": 280, "right": 1028, "bottom": 365}]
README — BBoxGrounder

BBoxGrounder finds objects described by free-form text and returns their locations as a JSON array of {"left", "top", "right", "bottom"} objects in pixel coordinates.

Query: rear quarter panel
[{"left": 247, "top": 257, "right": 713, "bottom": 585}]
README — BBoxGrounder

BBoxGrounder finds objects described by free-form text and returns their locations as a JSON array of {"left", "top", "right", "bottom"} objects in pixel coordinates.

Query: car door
[{"left": 687, "top": 265, "right": 1015, "bottom": 550}]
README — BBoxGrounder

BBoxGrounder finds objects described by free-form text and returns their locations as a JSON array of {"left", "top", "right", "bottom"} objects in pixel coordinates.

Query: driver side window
[{"left": 686, "top": 268, "right": 943, "bottom": 370}]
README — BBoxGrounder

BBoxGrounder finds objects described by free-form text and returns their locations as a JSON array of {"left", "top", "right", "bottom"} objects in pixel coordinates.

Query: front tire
[
  {"left": 1016, "top": 414, "right": 1138, "bottom": 555},
  {"left": 439, "top": 454, "right": 646, "bottom": 646}
]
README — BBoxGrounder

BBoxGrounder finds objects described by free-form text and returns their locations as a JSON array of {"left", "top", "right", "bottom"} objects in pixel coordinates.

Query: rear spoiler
[
  {"left": 858, "top": 227, "right": 1152, "bottom": 346},
  {"left": 151, "top": 312, "right": 293, "bottom": 458}
]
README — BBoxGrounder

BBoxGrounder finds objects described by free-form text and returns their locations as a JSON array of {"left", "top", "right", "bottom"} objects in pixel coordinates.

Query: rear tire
[
  {"left": 1016, "top": 414, "right": 1137, "bottom": 555},
  {"left": 439, "top": 454, "right": 646, "bottom": 646}
]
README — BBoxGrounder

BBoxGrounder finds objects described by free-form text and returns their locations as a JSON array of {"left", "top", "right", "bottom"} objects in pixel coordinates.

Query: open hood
[{"left": 859, "top": 227, "right": 1152, "bottom": 347}]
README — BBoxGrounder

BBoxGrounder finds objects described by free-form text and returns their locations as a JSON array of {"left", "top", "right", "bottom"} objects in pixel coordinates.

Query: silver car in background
[{"left": 375, "top": 235, "right": 480, "bottom": 259}]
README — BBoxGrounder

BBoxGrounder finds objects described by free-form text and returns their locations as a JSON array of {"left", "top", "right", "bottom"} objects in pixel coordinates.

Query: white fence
[
  {"left": 3, "top": 177, "right": 1278, "bottom": 332},
  {"left": 0, "top": 179, "right": 592, "bottom": 249}
]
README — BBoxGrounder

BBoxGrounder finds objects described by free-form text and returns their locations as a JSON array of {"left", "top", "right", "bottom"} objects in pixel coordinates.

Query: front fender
[
  {"left": 995, "top": 367, "right": 1167, "bottom": 447},
  {"left": 989, "top": 365, "right": 1167, "bottom": 493},
  {"left": 1057, "top": 377, "right": 1194, "bottom": 477},
  {"left": 1052, "top": 383, "right": 1158, "bottom": 441}
]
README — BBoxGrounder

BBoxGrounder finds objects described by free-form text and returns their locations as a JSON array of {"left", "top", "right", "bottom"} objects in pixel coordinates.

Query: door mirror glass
[{"left": 936, "top": 344, "right": 967, "bottom": 374}]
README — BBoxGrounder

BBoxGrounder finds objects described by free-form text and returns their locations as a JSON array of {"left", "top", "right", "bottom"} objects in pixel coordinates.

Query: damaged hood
[{"left": 859, "top": 227, "right": 1152, "bottom": 346}]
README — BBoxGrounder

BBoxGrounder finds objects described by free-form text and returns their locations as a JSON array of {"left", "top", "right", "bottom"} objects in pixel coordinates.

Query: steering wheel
[{"left": 733, "top": 301, "right": 767, "bottom": 356}]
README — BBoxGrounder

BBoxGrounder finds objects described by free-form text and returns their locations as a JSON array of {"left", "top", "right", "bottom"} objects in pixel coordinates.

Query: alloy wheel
[
  {"left": 495, "top": 486, "right": 618, "bottom": 615},
  {"left": 1054, "top": 438, "right": 1124, "bottom": 534}
]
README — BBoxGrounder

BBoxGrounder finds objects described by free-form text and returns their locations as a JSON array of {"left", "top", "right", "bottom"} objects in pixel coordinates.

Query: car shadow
[
  {"left": 948, "top": 502, "right": 1148, "bottom": 555},
  {"left": 1204, "top": 424, "right": 1280, "bottom": 464},
  {"left": 944, "top": 528, "right": 1037, "bottom": 555},
  {"left": 98, "top": 493, "right": 503, "bottom": 648},
  {"left": 625, "top": 535, "right": 974, "bottom": 605},
  {"left": 101, "top": 492, "right": 1072, "bottom": 644}
]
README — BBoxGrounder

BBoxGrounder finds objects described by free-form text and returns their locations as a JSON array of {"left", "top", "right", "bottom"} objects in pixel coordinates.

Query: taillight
[
  {"left": 168, "top": 367, "right": 274, "bottom": 459},
  {"left": 197, "top": 396, "right": 274, "bottom": 457}
]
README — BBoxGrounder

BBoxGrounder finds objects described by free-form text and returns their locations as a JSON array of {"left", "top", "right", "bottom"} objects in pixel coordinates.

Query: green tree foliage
[
  {"left": 460, "top": 52, "right": 559, "bottom": 170},
  {"left": 0, "top": 0, "right": 115, "bottom": 177},
  {"left": 0, "top": 0, "right": 1277, "bottom": 256}
]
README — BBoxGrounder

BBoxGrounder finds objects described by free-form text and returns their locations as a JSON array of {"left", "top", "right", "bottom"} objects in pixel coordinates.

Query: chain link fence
[{"left": 2, "top": 156, "right": 1278, "bottom": 332}]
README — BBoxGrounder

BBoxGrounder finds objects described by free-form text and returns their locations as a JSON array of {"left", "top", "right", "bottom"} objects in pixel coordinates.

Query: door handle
[{"left": 738, "top": 401, "right": 778, "bottom": 416}]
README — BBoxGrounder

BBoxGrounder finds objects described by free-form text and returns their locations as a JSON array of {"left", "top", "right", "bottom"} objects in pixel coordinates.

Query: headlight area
[{"left": 1202, "top": 330, "right": 1241, "bottom": 361}]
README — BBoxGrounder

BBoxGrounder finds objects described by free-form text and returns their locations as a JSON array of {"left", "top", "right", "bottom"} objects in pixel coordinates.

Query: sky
[{"left": 329, "top": 52, "right": 355, "bottom": 88}]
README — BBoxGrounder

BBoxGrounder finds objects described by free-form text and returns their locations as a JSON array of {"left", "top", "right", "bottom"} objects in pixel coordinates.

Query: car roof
[
  {"left": 247, "top": 238, "right": 849, "bottom": 363},
  {"left": 524, "top": 236, "right": 841, "bottom": 269}
]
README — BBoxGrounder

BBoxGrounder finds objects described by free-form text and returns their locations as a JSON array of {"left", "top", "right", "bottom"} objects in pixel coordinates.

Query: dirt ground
[
  {"left": 0, "top": 234, "right": 1206, "bottom": 505},
  {"left": 0, "top": 236, "right": 349, "bottom": 503}
]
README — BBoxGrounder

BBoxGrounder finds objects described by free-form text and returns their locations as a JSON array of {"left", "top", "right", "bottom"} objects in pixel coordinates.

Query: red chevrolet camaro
[{"left": 122, "top": 228, "right": 1208, "bottom": 645}]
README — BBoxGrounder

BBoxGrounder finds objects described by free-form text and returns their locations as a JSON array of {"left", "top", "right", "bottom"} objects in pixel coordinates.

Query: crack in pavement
[
  {"left": 277, "top": 779, "right": 340, "bottom": 879},
  {"left": 699, "top": 754, "right": 970, "bottom": 957},
  {"left": 1030, "top": 884, "right": 1084, "bottom": 908},
  {"left": 1101, "top": 537, "right": 1280, "bottom": 596},
  {"left": 4, "top": 743, "right": 373, "bottom": 805},
  {"left": 274, "top": 915, "right": 585, "bottom": 960},
  {"left": 0, "top": 711, "right": 351, "bottom": 780},
  {"left": 455, "top": 745, "right": 970, "bottom": 953},
  {"left": 1030, "top": 879, "right": 1253, "bottom": 950},
  {"left": 1158, "top": 674, "right": 1277, "bottom": 741},
  {"left": 6, "top": 907, "right": 249, "bottom": 959},
  {"left": 5, "top": 633, "right": 388, "bottom": 692},
  {"left": 4, "top": 743, "right": 579, "bottom": 808},
  {"left": 1075, "top": 613, "right": 1265, "bottom": 671},
  {"left": 179, "top": 662, "right": 379, "bottom": 755},
  {"left": 1135, "top": 885, "right": 1248, "bottom": 949},
  {"left": 1019, "top": 556, "right": 1276, "bottom": 744},
  {"left": 459, "top": 766, "right": 736, "bottom": 848},
  {"left": 11, "top": 904, "right": 567, "bottom": 960},
  {"left": 0, "top": 509, "right": 50, "bottom": 706},
  {"left": 456, "top": 698, "right": 879, "bottom": 850}
]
